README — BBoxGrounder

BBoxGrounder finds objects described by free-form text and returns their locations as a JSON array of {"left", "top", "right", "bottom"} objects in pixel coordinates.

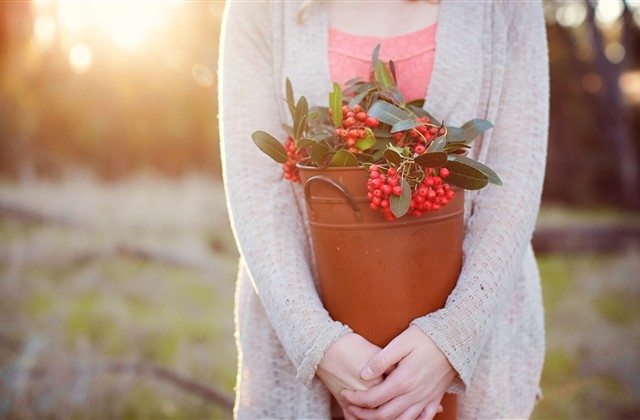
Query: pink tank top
[{"left": 328, "top": 23, "right": 437, "bottom": 103}]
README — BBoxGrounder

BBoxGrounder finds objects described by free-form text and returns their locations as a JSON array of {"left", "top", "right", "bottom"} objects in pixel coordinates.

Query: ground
[{"left": 0, "top": 174, "right": 638, "bottom": 419}]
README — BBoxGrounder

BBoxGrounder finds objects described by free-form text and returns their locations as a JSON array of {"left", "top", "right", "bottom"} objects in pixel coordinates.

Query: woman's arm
[
  {"left": 219, "top": 0, "right": 351, "bottom": 387},
  {"left": 410, "top": 1, "right": 550, "bottom": 392},
  {"left": 341, "top": 2, "right": 549, "bottom": 417}
]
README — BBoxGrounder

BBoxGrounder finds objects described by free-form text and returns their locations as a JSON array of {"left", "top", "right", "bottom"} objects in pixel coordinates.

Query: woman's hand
[
  {"left": 341, "top": 325, "right": 456, "bottom": 420},
  {"left": 316, "top": 333, "right": 383, "bottom": 420}
]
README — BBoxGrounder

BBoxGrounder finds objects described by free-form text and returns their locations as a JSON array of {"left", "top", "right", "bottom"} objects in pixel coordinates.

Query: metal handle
[{"left": 304, "top": 175, "right": 363, "bottom": 222}]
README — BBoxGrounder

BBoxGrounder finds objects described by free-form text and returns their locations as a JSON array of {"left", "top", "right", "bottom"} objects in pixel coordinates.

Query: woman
[{"left": 218, "top": 1, "right": 548, "bottom": 419}]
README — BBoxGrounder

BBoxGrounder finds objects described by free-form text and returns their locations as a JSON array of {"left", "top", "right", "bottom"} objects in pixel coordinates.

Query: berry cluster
[
  {"left": 394, "top": 116, "right": 446, "bottom": 154},
  {"left": 367, "top": 165, "right": 455, "bottom": 221},
  {"left": 335, "top": 104, "right": 379, "bottom": 154},
  {"left": 282, "top": 135, "right": 303, "bottom": 182},
  {"left": 408, "top": 168, "right": 455, "bottom": 217},
  {"left": 367, "top": 165, "right": 403, "bottom": 222}
]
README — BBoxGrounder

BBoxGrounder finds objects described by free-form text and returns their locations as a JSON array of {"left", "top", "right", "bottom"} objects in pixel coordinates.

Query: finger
[
  {"left": 347, "top": 395, "right": 413, "bottom": 420},
  {"left": 396, "top": 402, "right": 427, "bottom": 420},
  {"left": 418, "top": 400, "right": 442, "bottom": 420},
  {"left": 341, "top": 406, "right": 358, "bottom": 420},
  {"left": 361, "top": 335, "right": 412, "bottom": 380},
  {"left": 342, "top": 369, "right": 408, "bottom": 408}
]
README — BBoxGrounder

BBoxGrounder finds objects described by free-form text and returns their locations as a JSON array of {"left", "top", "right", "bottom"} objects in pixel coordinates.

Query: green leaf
[
  {"left": 445, "top": 126, "right": 465, "bottom": 143},
  {"left": 285, "top": 78, "right": 295, "bottom": 122},
  {"left": 372, "top": 44, "right": 381, "bottom": 66},
  {"left": 345, "top": 76, "right": 363, "bottom": 86},
  {"left": 390, "top": 178, "right": 411, "bottom": 218},
  {"left": 309, "top": 131, "right": 334, "bottom": 142},
  {"left": 356, "top": 128, "right": 377, "bottom": 150},
  {"left": 448, "top": 155, "right": 502, "bottom": 186},
  {"left": 293, "top": 97, "right": 308, "bottom": 140},
  {"left": 371, "top": 148, "right": 386, "bottom": 161},
  {"left": 427, "top": 136, "right": 446, "bottom": 152},
  {"left": 406, "top": 99, "right": 425, "bottom": 108},
  {"left": 309, "top": 141, "right": 330, "bottom": 166},
  {"left": 442, "top": 142, "right": 471, "bottom": 154},
  {"left": 371, "top": 139, "right": 390, "bottom": 150},
  {"left": 407, "top": 105, "right": 439, "bottom": 123},
  {"left": 371, "top": 127, "right": 393, "bottom": 139},
  {"left": 296, "top": 138, "right": 317, "bottom": 150},
  {"left": 389, "top": 60, "right": 397, "bottom": 84},
  {"left": 252, "top": 131, "right": 288, "bottom": 164},
  {"left": 461, "top": 119, "right": 493, "bottom": 143},
  {"left": 443, "top": 159, "right": 489, "bottom": 190},
  {"left": 329, "top": 82, "right": 343, "bottom": 128},
  {"left": 344, "top": 81, "right": 373, "bottom": 95},
  {"left": 329, "top": 149, "right": 359, "bottom": 167},
  {"left": 348, "top": 88, "right": 372, "bottom": 109},
  {"left": 391, "top": 119, "right": 424, "bottom": 133},
  {"left": 380, "top": 86, "right": 405, "bottom": 108},
  {"left": 374, "top": 60, "right": 395, "bottom": 88},
  {"left": 367, "top": 100, "right": 412, "bottom": 127},
  {"left": 383, "top": 148, "right": 403, "bottom": 167},
  {"left": 414, "top": 151, "right": 448, "bottom": 168}
]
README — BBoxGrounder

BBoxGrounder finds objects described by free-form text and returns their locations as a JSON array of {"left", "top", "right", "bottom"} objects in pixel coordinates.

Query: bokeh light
[
  {"left": 192, "top": 64, "right": 214, "bottom": 88},
  {"left": 33, "top": 14, "right": 57, "bottom": 50},
  {"left": 605, "top": 42, "right": 626, "bottom": 64},
  {"left": 556, "top": 2, "right": 588, "bottom": 28},
  {"left": 51, "top": 1, "right": 182, "bottom": 51},
  {"left": 596, "top": 0, "right": 625, "bottom": 26},
  {"left": 68, "top": 42, "right": 93, "bottom": 73}
]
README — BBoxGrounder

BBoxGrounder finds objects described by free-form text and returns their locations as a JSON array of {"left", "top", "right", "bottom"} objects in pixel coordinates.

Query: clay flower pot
[{"left": 299, "top": 165, "right": 463, "bottom": 419}]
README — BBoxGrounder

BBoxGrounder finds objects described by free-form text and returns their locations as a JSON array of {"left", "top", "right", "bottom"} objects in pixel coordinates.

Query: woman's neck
[{"left": 328, "top": 1, "right": 439, "bottom": 38}]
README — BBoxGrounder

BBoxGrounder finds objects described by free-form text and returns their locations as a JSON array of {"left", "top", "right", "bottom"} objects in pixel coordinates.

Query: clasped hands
[{"left": 316, "top": 325, "right": 456, "bottom": 420}]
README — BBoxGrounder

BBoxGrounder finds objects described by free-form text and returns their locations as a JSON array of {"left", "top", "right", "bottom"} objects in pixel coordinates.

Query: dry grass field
[{"left": 0, "top": 174, "right": 638, "bottom": 419}]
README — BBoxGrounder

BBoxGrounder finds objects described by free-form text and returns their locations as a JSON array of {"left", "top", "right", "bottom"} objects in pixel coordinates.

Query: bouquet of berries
[{"left": 253, "top": 46, "right": 502, "bottom": 221}]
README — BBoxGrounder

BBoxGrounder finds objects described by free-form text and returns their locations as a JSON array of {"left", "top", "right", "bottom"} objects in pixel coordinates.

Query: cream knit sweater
[{"left": 218, "top": 1, "right": 549, "bottom": 418}]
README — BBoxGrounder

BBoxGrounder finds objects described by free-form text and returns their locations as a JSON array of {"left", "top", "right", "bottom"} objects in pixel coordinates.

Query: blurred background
[{"left": 0, "top": 0, "right": 638, "bottom": 418}]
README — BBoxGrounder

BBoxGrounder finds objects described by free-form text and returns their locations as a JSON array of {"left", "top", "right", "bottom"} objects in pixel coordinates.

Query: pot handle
[{"left": 304, "top": 175, "right": 363, "bottom": 222}]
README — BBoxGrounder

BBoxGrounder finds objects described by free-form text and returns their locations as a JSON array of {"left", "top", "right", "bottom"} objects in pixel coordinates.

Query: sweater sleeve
[
  {"left": 218, "top": 0, "right": 351, "bottom": 388},
  {"left": 411, "top": 2, "right": 549, "bottom": 392}
]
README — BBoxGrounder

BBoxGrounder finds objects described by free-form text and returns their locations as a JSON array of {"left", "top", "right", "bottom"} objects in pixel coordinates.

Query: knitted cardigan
[{"left": 218, "top": 1, "right": 549, "bottom": 418}]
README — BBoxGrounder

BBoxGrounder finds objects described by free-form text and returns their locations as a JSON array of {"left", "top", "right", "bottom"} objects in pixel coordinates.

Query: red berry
[
  {"left": 353, "top": 104, "right": 363, "bottom": 113},
  {"left": 356, "top": 112, "right": 367, "bottom": 122},
  {"left": 440, "top": 167, "right": 450, "bottom": 178},
  {"left": 365, "top": 117, "right": 379, "bottom": 128}
]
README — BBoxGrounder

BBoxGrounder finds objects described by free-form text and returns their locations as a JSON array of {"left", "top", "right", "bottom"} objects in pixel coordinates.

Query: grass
[
  {"left": 0, "top": 174, "right": 238, "bottom": 419},
  {"left": 532, "top": 251, "right": 640, "bottom": 419},
  {"left": 1, "top": 174, "right": 639, "bottom": 418}
]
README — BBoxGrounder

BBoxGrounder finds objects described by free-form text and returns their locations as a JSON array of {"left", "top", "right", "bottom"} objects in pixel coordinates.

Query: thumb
[{"left": 361, "top": 337, "right": 410, "bottom": 381}]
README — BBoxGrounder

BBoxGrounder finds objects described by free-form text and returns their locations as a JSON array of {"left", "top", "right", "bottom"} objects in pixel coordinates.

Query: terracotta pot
[{"left": 299, "top": 165, "right": 463, "bottom": 420}]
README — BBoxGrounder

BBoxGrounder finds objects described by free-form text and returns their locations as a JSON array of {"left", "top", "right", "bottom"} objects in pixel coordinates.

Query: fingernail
[{"left": 361, "top": 366, "right": 374, "bottom": 380}]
